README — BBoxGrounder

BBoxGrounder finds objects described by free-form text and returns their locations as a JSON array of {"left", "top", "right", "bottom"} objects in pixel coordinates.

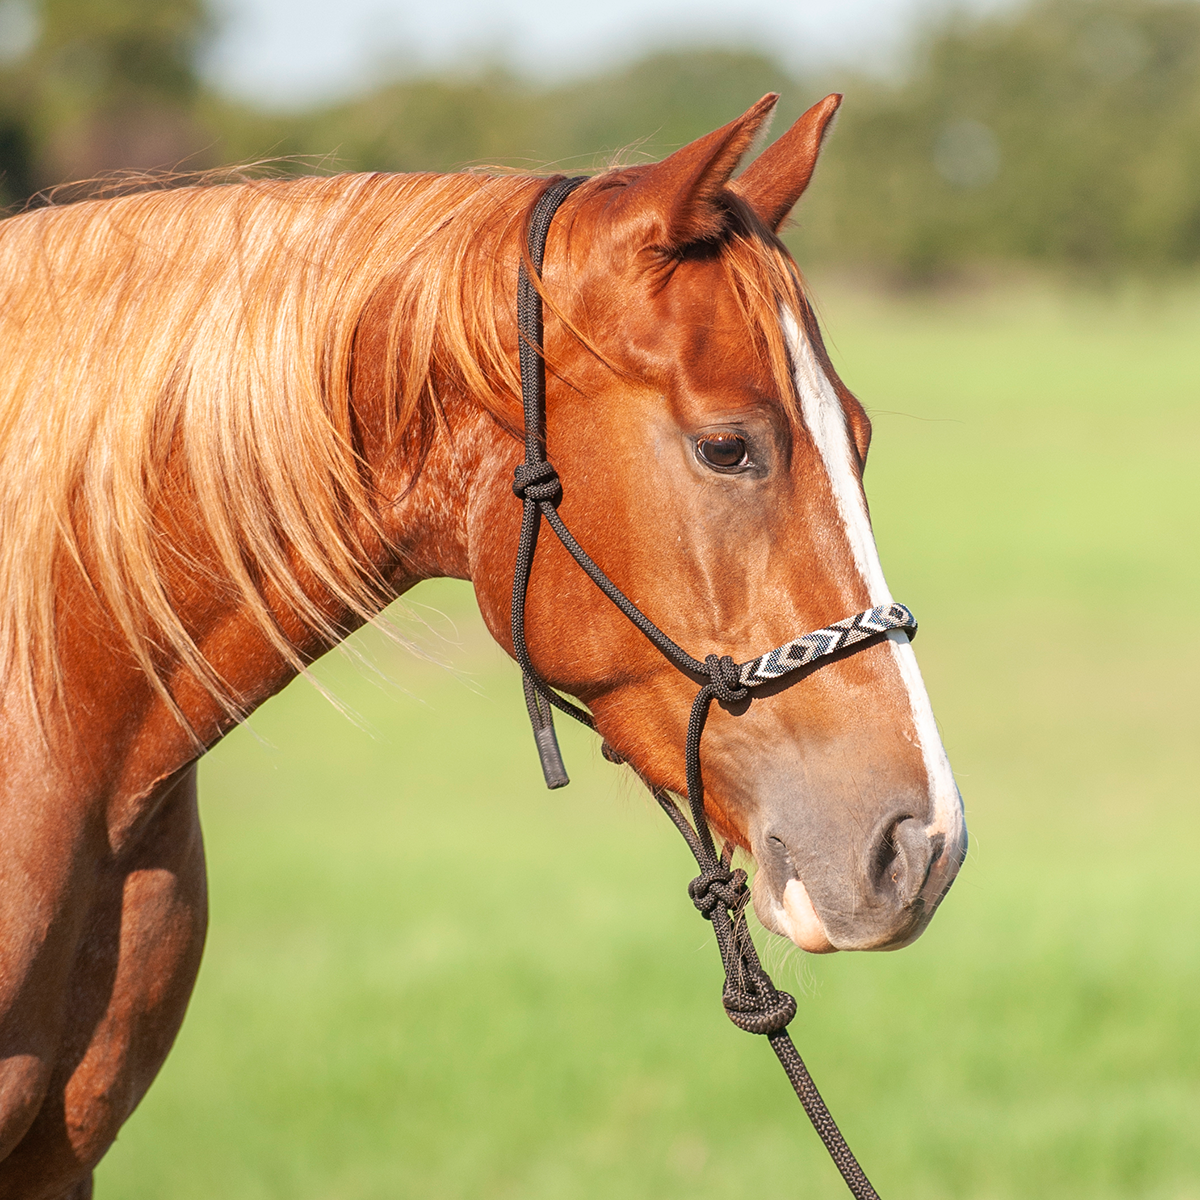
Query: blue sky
[{"left": 203, "top": 0, "right": 1011, "bottom": 109}]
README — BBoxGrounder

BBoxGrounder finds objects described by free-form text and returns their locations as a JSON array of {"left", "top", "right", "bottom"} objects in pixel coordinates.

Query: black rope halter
[{"left": 510, "top": 175, "right": 918, "bottom": 1200}]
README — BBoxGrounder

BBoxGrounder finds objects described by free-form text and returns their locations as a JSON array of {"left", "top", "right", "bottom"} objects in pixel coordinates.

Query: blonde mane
[
  {"left": 0, "top": 170, "right": 550, "bottom": 725},
  {"left": 0, "top": 168, "right": 806, "bottom": 729}
]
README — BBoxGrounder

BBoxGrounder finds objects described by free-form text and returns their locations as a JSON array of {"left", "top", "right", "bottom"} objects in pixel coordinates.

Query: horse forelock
[{"left": 711, "top": 192, "right": 810, "bottom": 426}]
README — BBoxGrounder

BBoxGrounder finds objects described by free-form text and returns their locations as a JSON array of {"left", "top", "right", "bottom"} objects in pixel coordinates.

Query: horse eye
[{"left": 697, "top": 434, "right": 748, "bottom": 470}]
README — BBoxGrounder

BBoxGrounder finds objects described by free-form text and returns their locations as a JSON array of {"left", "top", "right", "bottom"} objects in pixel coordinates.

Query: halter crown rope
[{"left": 510, "top": 176, "right": 915, "bottom": 1200}]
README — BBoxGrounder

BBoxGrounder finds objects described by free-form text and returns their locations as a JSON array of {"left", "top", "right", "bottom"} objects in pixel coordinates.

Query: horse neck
[
  {"left": 11, "top": 177, "right": 530, "bottom": 832},
  {"left": 8, "top": 380, "right": 505, "bottom": 857},
  {"left": 184, "top": 384, "right": 507, "bottom": 730}
]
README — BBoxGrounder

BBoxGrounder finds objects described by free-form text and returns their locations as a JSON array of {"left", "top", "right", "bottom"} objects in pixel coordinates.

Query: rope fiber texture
[{"left": 508, "top": 175, "right": 916, "bottom": 1199}]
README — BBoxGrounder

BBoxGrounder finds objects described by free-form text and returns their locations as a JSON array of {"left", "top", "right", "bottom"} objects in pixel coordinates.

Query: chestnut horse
[{"left": 0, "top": 93, "right": 965, "bottom": 1197}]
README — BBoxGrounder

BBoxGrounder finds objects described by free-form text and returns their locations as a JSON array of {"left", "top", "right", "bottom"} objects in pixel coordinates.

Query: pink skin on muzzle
[{"left": 753, "top": 873, "right": 838, "bottom": 954}]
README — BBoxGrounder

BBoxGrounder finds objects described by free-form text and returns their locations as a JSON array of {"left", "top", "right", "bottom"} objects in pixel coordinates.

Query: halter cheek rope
[{"left": 510, "top": 176, "right": 918, "bottom": 1200}]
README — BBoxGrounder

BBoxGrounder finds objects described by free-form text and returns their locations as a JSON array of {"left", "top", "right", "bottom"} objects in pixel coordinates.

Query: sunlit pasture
[{"left": 98, "top": 282, "right": 1200, "bottom": 1200}]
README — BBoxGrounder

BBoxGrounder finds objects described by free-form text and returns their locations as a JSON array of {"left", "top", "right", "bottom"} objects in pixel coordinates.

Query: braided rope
[
  {"left": 510, "top": 175, "right": 594, "bottom": 792},
  {"left": 509, "top": 175, "right": 895, "bottom": 1199}
]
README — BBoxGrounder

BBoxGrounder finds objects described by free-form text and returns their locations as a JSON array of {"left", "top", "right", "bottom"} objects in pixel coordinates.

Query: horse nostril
[
  {"left": 869, "top": 815, "right": 906, "bottom": 887},
  {"left": 870, "top": 815, "right": 935, "bottom": 906}
]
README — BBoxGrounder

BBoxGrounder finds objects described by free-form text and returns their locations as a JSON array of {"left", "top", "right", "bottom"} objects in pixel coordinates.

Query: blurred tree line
[{"left": 1, "top": 0, "right": 1198, "bottom": 279}]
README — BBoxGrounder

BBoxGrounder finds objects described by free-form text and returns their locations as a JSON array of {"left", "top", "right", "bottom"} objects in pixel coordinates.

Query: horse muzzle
[{"left": 750, "top": 806, "right": 967, "bottom": 952}]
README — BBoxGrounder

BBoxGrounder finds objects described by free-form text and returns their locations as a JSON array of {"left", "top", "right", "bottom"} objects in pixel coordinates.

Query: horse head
[{"left": 471, "top": 95, "right": 967, "bottom": 953}]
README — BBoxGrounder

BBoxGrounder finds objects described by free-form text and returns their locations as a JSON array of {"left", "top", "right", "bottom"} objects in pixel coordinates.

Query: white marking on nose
[
  {"left": 752, "top": 870, "right": 836, "bottom": 953},
  {"left": 781, "top": 311, "right": 965, "bottom": 854}
]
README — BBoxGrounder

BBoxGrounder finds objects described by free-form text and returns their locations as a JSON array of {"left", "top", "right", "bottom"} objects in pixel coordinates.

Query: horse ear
[
  {"left": 731, "top": 93, "right": 842, "bottom": 232},
  {"left": 609, "top": 93, "right": 780, "bottom": 250}
]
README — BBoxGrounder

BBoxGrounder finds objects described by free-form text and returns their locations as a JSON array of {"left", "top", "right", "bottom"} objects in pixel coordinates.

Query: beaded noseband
[{"left": 509, "top": 176, "right": 913, "bottom": 1199}]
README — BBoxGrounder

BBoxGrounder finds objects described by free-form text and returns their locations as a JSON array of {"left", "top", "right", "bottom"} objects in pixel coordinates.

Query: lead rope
[{"left": 510, "top": 175, "right": 899, "bottom": 1199}]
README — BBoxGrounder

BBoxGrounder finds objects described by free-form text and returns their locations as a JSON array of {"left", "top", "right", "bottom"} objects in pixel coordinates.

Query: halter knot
[
  {"left": 722, "top": 976, "right": 797, "bottom": 1035},
  {"left": 687, "top": 864, "right": 748, "bottom": 917},
  {"left": 512, "top": 460, "right": 562, "bottom": 505},
  {"left": 705, "top": 654, "right": 748, "bottom": 704}
]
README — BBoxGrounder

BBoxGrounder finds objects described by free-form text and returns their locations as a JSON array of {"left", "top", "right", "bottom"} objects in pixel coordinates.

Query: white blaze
[{"left": 782, "top": 311, "right": 964, "bottom": 848}]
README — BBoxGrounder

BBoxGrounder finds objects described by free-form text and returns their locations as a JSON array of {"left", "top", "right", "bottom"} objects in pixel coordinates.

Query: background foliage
[{"left": 2, "top": 0, "right": 1200, "bottom": 278}]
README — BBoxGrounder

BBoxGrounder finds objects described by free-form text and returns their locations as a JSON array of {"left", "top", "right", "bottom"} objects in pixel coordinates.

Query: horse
[{"left": 0, "top": 92, "right": 966, "bottom": 1197}]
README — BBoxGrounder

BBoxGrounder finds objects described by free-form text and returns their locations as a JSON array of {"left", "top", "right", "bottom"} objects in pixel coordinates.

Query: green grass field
[{"left": 97, "top": 282, "right": 1200, "bottom": 1199}]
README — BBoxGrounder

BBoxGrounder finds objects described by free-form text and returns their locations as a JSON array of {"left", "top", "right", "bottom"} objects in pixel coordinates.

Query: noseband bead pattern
[{"left": 739, "top": 602, "right": 917, "bottom": 688}]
